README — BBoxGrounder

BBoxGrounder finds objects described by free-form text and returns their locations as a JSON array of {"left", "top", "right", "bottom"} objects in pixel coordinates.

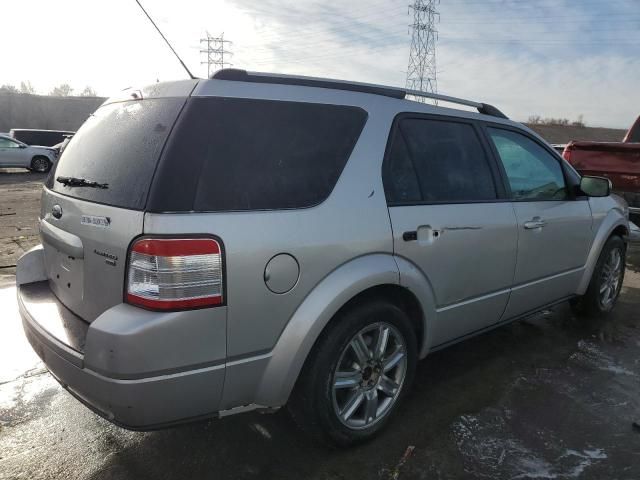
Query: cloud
[
  {"left": 1, "top": 0, "right": 638, "bottom": 128},
  {"left": 229, "top": 0, "right": 640, "bottom": 128}
]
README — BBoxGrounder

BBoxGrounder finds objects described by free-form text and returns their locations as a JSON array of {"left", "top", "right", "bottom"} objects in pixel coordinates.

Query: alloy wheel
[
  {"left": 599, "top": 247, "right": 623, "bottom": 309},
  {"left": 331, "top": 322, "right": 407, "bottom": 430},
  {"left": 33, "top": 157, "right": 49, "bottom": 172}
]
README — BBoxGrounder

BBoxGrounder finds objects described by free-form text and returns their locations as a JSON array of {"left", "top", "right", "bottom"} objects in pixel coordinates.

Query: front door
[
  {"left": 486, "top": 127, "right": 593, "bottom": 318},
  {"left": 0, "top": 137, "right": 27, "bottom": 167},
  {"left": 383, "top": 115, "right": 518, "bottom": 348}
]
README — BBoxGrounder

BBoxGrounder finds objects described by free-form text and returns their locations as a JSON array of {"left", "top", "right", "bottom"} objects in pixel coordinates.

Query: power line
[
  {"left": 406, "top": 0, "right": 439, "bottom": 103},
  {"left": 200, "top": 32, "right": 232, "bottom": 77}
]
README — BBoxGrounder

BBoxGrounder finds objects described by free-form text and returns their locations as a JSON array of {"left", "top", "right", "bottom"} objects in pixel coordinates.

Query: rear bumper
[
  {"left": 16, "top": 247, "right": 227, "bottom": 430},
  {"left": 20, "top": 299, "right": 224, "bottom": 429}
]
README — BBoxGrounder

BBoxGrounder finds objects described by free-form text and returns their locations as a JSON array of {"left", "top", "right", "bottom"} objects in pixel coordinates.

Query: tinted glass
[
  {"left": 148, "top": 97, "right": 367, "bottom": 212},
  {"left": 51, "top": 98, "right": 185, "bottom": 209},
  {"left": 384, "top": 118, "right": 497, "bottom": 203},
  {"left": 488, "top": 128, "right": 567, "bottom": 201},
  {"left": 383, "top": 133, "right": 421, "bottom": 203}
]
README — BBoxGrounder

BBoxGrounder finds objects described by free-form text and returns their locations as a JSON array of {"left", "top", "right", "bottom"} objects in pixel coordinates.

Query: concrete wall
[{"left": 0, "top": 93, "right": 106, "bottom": 133}]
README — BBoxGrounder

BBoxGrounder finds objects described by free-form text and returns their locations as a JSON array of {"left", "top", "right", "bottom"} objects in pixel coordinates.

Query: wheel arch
[
  {"left": 577, "top": 211, "right": 629, "bottom": 295},
  {"left": 253, "top": 253, "right": 434, "bottom": 408}
]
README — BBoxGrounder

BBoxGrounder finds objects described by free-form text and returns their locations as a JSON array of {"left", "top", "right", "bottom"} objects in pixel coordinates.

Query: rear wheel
[
  {"left": 572, "top": 235, "right": 626, "bottom": 316},
  {"left": 288, "top": 300, "right": 417, "bottom": 446},
  {"left": 30, "top": 156, "right": 51, "bottom": 173}
]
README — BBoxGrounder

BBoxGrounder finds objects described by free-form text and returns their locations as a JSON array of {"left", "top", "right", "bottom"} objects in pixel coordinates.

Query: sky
[{"left": 1, "top": 0, "right": 639, "bottom": 128}]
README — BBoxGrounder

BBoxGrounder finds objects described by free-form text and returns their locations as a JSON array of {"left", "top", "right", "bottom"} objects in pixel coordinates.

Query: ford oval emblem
[{"left": 52, "top": 205, "right": 63, "bottom": 219}]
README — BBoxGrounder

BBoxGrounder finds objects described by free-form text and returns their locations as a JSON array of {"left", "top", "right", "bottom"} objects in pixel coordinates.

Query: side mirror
[{"left": 580, "top": 176, "right": 611, "bottom": 197}]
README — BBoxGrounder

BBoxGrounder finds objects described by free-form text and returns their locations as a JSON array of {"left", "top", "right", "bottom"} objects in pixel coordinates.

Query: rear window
[
  {"left": 147, "top": 97, "right": 367, "bottom": 212},
  {"left": 50, "top": 98, "right": 185, "bottom": 210}
]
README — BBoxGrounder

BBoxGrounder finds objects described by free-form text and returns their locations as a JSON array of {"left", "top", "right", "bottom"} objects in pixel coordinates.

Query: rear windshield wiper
[{"left": 56, "top": 176, "right": 109, "bottom": 189}]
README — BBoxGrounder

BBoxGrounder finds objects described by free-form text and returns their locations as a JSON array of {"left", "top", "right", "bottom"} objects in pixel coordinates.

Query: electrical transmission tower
[
  {"left": 406, "top": 0, "right": 439, "bottom": 103},
  {"left": 200, "top": 32, "right": 232, "bottom": 77}
]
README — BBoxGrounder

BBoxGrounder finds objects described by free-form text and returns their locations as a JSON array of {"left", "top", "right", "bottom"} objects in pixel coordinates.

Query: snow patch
[
  {"left": 452, "top": 412, "right": 607, "bottom": 479},
  {"left": 570, "top": 340, "right": 636, "bottom": 376}
]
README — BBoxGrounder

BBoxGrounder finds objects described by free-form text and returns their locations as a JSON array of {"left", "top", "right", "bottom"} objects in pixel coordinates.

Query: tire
[
  {"left": 571, "top": 235, "right": 626, "bottom": 317},
  {"left": 288, "top": 299, "right": 417, "bottom": 447},
  {"left": 30, "top": 156, "right": 51, "bottom": 173}
]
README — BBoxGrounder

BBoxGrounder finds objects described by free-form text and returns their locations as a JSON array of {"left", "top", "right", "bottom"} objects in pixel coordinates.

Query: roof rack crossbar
[{"left": 211, "top": 69, "right": 508, "bottom": 119}]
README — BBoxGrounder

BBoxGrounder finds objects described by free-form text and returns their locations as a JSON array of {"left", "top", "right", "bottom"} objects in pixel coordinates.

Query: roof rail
[{"left": 211, "top": 69, "right": 508, "bottom": 119}]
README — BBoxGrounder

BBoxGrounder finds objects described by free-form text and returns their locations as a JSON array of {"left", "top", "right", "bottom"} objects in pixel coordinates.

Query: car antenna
[{"left": 133, "top": 0, "right": 197, "bottom": 80}]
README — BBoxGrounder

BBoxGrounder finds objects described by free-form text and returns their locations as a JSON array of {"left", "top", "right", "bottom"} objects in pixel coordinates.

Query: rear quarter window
[{"left": 147, "top": 97, "right": 367, "bottom": 212}]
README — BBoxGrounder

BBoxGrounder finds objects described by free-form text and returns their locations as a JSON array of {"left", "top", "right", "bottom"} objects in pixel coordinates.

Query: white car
[{"left": 0, "top": 133, "right": 57, "bottom": 172}]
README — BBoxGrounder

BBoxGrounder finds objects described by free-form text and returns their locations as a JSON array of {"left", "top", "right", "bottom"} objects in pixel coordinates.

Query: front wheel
[
  {"left": 288, "top": 300, "right": 417, "bottom": 447},
  {"left": 572, "top": 235, "right": 626, "bottom": 316}
]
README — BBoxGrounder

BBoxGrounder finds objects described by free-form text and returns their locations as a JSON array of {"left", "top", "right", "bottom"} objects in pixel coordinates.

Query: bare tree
[
  {"left": 80, "top": 86, "right": 97, "bottom": 97},
  {"left": 0, "top": 84, "right": 19, "bottom": 93},
  {"left": 49, "top": 83, "right": 74, "bottom": 96},
  {"left": 19, "top": 81, "right": 36, "bottom": 94},
  {"left": 571, "top": 114, "right": 585, "bottom": 128}
]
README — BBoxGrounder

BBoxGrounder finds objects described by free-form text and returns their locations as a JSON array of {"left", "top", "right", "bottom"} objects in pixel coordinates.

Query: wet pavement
[
  {"left": 1, "top": 250, "right": 639, "bottom": 479},
  {"left": 1, "top": 168, "right": 640, "bottom": 478}
]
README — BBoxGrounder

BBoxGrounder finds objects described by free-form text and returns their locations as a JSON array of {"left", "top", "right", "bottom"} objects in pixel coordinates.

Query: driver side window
[
  {"left": 0, "top": 138, "right": 20, "bottom": 148},
  {"left": 488, "top": 128, "right": 567, "bottom": 201}
]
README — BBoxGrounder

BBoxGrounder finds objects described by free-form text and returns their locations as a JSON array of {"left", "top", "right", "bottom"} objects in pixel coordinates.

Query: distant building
[{"left": 526, "top": 124, "right": 627, "bottom": 145}]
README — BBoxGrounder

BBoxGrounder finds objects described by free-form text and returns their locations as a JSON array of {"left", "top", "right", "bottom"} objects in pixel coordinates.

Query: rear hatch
[{"left": 40, "top": 83, "right": 194, "bottom": 322}]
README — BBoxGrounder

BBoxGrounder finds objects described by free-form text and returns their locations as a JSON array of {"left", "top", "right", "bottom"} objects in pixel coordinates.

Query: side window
[
  {"left": 150, "top": 98, "right": 368, "bottom": 212},
  {"left": 383, "top": 118, "right": 497, "bottom": 204},
  {"left": 0, "top": 138, "right": 19, "bottom": 148},
  {"left": 488, "top": 128, "right": 567, "bottom": 201},
  {"left": 383, "top": 133, "right": 421, "bottom": 203}
]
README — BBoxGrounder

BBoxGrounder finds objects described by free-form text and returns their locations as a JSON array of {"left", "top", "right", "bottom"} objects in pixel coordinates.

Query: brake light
[{"left": 126, "top": 238, "right": 223, "bottom": 310}]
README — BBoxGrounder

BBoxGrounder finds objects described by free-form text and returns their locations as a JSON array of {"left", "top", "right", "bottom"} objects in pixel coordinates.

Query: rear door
[
  {"left": 41, "top": 94, "right": 188, "bottom": 322},
  {"left": 383, "top": 115, "right": 518, "bottom": 347},
  {"left": 485, "top": 126, "right": 593, "bottom": 318}
]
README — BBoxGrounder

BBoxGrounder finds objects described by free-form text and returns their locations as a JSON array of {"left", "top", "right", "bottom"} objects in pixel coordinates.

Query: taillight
[
  {"left": 126, "top": 237, "right": 223, "bottom": 310},
  {"left": 562, "top": 147, "right": 572, "bottom": 162}
]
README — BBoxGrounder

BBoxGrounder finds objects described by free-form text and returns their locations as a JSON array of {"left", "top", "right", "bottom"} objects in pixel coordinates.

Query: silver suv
[
  {"left": 0, "top": 133, "right": 57, "bottom": 172},
  {"left": 16, "top": 69, "right": 630, "bottom": 446}
]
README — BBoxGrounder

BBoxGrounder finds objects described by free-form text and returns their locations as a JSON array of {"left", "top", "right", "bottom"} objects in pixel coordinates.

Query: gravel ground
[
  {"left": 1, "top": 170, "right": 640, "bottom": 480},
  {"left": 0, "top": 170, "right": 46, "bottom": 271}
]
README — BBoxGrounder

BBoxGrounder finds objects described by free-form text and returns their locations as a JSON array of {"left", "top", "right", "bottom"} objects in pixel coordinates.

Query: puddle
[{"left": 0, "top": 286, "right": 42, "bottom": 385}]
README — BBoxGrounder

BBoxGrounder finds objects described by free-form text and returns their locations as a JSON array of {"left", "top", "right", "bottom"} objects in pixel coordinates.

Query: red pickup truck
[{"left": 563, "top": 116, "right": 640, "bottom": 218}]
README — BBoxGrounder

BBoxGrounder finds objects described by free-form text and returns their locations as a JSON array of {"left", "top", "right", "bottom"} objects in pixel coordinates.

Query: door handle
[
  {"left": 523, "top": 217, "right": 546, "bottom": 230},
  {"left": 403, "top": 230, "right": 417, "bottom": 241},
  {"left": 403, "top": 226, "right": 442, "bottom": 242}
]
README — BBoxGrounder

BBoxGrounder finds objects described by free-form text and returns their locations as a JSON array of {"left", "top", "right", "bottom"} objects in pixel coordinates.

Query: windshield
[{"left": 49, "top": 98, "right": 185, "bottom": 210}]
